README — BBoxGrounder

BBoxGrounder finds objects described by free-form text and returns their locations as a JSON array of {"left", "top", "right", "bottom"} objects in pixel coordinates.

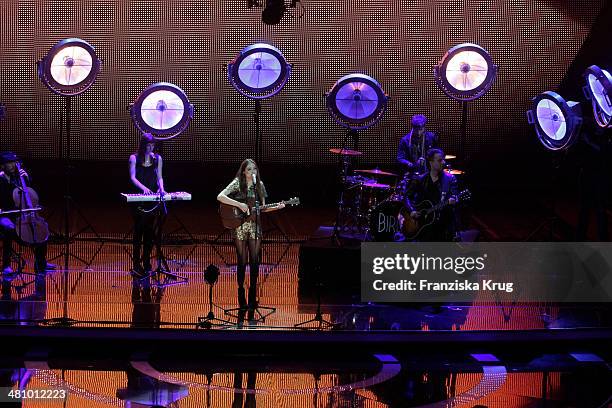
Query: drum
[
  {"left": 342, "top": 177, "right": 390, "bottom": 220},
  {"left": 360, "top": 182, "right": 391, "bottom": 211},
  {"left": 368, "top": 199, "right": 407, "bottom": 241},
  {"left": 344, "top": 174, "right": 374, "bottom": 186},
  {"left": 391, "top": 172, "right": 420, "bottom": 202}
]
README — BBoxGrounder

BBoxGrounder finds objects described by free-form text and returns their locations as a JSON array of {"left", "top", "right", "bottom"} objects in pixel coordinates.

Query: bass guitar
[
  {"left": 402, "top": 189, "right": 471, "bottom": 240},
  {"left": 219, "top": 197, "right": 300, "bottom": 229}
]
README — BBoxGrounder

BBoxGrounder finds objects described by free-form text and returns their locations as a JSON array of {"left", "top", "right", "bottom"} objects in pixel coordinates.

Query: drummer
[{"left": 397, "top": 114, "right": 438, "bottom": 175}]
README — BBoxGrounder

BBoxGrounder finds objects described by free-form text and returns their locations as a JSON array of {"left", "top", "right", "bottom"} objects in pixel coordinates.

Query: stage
[
  {"left": 2, "top": 0, "right": 612, "bottom": 405},
  {"left": 0, "top": 234, "right": 611, "bottom": 406}
]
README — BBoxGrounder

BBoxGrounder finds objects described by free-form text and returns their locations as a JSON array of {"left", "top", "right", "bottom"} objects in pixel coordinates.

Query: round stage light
[
  {"left": 37, "top": 38, "right": 101, "bottom": 97},
  {"left": 583, "top": 65, "right": 612, "bottom": 128},
  {"left": 434, "top": 43, "right": 497, "bottom": 101},
  {"left": 326, "top": 73, "right": 388, "bottom": 130},
  {"left": 527, "top": 91, "right": 582, "bottom": 151},
  {"left": 228, "top": 43, "right": 291, "bottom": 99},
  {"left": 130, "top": 82, "right": 194, "bottom": 140}
]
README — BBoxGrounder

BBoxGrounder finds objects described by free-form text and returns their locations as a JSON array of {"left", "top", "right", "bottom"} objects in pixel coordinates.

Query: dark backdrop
[{"left": 0, "top": 0, "right": 605, "bottom": 166}]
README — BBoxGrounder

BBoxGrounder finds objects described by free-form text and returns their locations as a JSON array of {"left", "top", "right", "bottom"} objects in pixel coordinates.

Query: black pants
[
  {"left": 0, "top": 216, "right": 47, "bottom": 272},
  {"left": 234, "top": 238, "right": 261, "bottom": 307},
  {"left": 131, "top": 207, "right": 159, "bottom": 271}
]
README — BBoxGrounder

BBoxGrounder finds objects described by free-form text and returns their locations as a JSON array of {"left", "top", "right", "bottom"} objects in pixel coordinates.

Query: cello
[{"left": 12, "top": 162, "right": 49, "bottom": 244}]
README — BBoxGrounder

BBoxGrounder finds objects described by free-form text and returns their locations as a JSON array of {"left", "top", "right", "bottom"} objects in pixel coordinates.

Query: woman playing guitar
[{"left": 217, "top": 159, "right": 284, "bottom": 310}]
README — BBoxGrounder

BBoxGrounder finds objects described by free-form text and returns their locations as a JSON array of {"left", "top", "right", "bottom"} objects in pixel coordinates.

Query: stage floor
[
  {"left": 1, "top": 235, "right": 610, "bottom": 332},
  {"left": 1, "top": 235, "right": 611, "bottom": 407},
  {"left": 1, "top": 349, "right": 611, "bottom": 408}
]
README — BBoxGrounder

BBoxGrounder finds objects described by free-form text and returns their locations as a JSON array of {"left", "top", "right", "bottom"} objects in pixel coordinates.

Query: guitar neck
[
  {"left": 258, "top": 201, "right": 283, "bottom": 210},
  {"left": 433, "top": 191, "right": 469, "bottom": 212}
]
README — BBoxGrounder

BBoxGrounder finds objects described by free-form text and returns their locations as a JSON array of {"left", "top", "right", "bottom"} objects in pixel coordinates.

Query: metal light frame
[
  {"left": 325, "top": 73, "right": 388, "bottom": 130},
  {"left": 527, "top": 91, "right": 582, "bottom": 151},
  {"left": 434, "top": 43, "right": 497, "bottom": 101},
  {"left": 37, "top": 38, "right": 101, "bottom": 97},
  {"left": 228, "top": 43, "right": 291, "bottom": 99},
  {"left": 583, "top": 65, "right": 612, "bottom": 129},
  {"left": 130, "top": 82, "right": 194, "bottom": 140}
]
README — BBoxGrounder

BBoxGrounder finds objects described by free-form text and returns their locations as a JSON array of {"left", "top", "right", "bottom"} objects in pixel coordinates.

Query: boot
[
  {"left": 2, "top": 239, "right": 13, "bottom": 273},
  {"left": 236, "top": 264, "right": 247, "bottom": 308},
  {"left": 247, "top": 263, "right": 259, "bottom": 309},
  {"left": 33, "top": 244, "right": 48, "bottom": 274},
  {"left": 2, "top": 247, "right": 13, "bottom": 278}
]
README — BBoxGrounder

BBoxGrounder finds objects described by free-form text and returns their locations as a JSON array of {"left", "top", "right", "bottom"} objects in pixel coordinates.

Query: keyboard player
[{"left": 128, "top": 133, "right": 165, "bottom": 276}]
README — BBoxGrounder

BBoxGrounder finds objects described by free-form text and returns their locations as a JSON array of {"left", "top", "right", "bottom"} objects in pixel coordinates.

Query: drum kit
[{"left": 329, "top": 147, "right": 464, "bottom": 241}]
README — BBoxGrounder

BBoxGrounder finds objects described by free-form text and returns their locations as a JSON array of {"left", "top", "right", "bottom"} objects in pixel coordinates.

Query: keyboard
[{"left": 121, "top": 192, "right": 192, "bottom": 202}]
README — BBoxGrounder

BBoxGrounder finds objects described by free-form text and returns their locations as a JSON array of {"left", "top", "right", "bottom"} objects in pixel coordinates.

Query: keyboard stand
[{"left": 139, "top": 197, "right": 189, "bottom": 288}]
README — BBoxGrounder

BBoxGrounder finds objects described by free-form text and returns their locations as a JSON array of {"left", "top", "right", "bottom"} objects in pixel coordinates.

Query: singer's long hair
[{"left": 235, "top": 159, "right": 265, "bottom": 202}]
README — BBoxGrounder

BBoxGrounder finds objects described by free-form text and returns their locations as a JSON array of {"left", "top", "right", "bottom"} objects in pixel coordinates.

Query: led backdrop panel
[{"left": 0, "top": 0, "right": 605, "bottom": 164}]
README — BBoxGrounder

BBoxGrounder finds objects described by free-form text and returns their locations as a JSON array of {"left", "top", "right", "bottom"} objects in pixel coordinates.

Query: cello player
[{"left": 0, "top": 152, "right": 52, "bottom": 277}]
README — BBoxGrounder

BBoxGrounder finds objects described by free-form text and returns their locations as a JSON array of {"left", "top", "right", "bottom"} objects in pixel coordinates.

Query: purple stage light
[
  {"left": 434, "top": 43, "right": 497, "bottom": 101},
  {"left": 326, "top": 73, "right": 388, "bottom": 130},
  {"left": 583, "top": 65, "right": 612, "bottom": 128},
  {"left": 228, "top": 43, "right": 291, "bottom": 99},
  {"left": 37, "top": 38, "right": 101, "bottom": 97},
  {"left": 130, "top": 82, "right": 194, "bottom": 140},
  {"left": 527, "top": 91, "right": 582, "bottom": 151}
]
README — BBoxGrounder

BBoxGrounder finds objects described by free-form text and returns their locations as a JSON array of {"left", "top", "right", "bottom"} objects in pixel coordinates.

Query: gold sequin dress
[{"left": 222, "top": 178, "right": 268, "bottom": 240}]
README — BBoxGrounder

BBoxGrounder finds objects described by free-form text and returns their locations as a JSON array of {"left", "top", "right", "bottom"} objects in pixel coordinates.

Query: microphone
[{"left": 252, "top": 172, "right": 257, "bottom": 186}]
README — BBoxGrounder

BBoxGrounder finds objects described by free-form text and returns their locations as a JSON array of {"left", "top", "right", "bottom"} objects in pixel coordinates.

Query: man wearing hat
[
  {"left": 397, "top": 114, "right": 439, "bottom": 175},
  {"left": 0, "top": 152, "right": 51, "bottom": 276}
]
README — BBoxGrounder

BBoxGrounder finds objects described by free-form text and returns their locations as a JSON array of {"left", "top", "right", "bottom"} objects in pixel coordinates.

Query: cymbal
[
  {"left": 355, "top": 168, "right": 398, "bottom": 177},
  {"left": 445, "top": 154, "right": 457, "bottom": 160},
  {"left": 362, "top": 182, "right": 390, "bottom": 189},
  {"left": 329, "top": 148, "right": 363, "bottom": 156},
  {"left": 444, "top": 169, "right": 465, "bottom": 175}
]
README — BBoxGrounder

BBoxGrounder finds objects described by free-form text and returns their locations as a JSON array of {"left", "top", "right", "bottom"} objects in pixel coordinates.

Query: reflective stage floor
[
  {"left": 2, "top": 235, "right": 611, "bottom": 332},
  {"left": 0, "top": 235, "right": 611, "bottom": 407}
]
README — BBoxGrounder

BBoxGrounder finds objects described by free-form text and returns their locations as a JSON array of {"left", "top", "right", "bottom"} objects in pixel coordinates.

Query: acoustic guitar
[
  {"left": 219, "top": 197, "right": 300, "bottom": 229},
  {"left": 402, "top": 189, "right": 471, "bottom": 240}
]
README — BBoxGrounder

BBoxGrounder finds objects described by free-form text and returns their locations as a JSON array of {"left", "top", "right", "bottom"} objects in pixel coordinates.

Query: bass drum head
[{"left": 368, "top": 200, "right": 407, "bottom": 241}]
